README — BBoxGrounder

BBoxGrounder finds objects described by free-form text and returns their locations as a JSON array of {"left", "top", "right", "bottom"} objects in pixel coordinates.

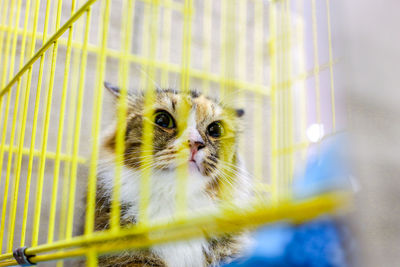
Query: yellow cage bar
[{"left": 0, "top": 0, "right": 347, "bottom": 266}]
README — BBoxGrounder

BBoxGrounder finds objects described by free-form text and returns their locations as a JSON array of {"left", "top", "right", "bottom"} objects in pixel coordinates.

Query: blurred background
[{"left": 334, "top": 1, "right": 400, "bottom": 266}]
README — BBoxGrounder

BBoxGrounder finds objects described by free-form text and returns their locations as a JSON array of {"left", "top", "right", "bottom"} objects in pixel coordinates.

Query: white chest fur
[{"left": 97, "top": 162, "right": 217, "bottom": 267}]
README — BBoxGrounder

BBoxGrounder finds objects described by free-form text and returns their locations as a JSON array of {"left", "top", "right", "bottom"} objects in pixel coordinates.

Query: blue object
[
  {"left": 221, "top": 135, "right": 352, "bottom": 267},
  {"left": 293, "top": 134, "right": 351, "bottom": 199}
]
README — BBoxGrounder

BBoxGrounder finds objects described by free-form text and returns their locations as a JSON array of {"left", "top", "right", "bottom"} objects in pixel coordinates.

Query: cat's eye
[
  {"left": 154, "top": 110, "right": 175, "bottom": 129},
  {"left": 207, "top": 121, "right": 224, "bottom": 138}
]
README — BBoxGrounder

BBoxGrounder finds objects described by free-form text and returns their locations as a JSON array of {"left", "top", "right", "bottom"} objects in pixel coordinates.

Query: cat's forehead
[
  {"left": 192, "top": 95, "right": 223, "bottom": 118},
  {"left": 154, "top": 91, "right": 223, "bottom": 118}
]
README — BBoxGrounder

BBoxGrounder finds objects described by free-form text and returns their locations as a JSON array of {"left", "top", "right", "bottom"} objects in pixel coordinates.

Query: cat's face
[{"left": 103, "top": 83, "right": 244, "bottom": 182}]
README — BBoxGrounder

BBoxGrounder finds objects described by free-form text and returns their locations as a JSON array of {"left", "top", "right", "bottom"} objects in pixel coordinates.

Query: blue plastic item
[{"left": 221, "top": 135, "right": 352, "bottom": 267}]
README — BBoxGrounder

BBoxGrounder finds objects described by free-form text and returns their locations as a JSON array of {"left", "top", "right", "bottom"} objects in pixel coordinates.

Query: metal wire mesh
[{"left": 0, "top": 0, "right": 345, "bottom": 265}]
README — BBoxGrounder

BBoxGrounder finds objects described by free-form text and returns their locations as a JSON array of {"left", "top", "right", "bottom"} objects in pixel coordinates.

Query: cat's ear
[
  {"left": 104, "top": 81, "right": 121, "bottom": 98},
  {"left": 236, "top": 109, "right": 245, "bottom": 117}
]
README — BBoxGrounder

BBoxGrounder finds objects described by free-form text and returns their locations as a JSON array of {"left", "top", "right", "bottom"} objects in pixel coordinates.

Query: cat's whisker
[
  {"left": 215, "top": 172, "right": 235, "bottom": 189},
  {"left": 211, "top": 162, "right": 253, "bottom": 190},
  {"left": 216, "top": 87, "right": 249, "bottom": 105},
  {"left": 218, "top": 164, "right": 252, "bottom": 182},
  {"left": 172, "top": 75, "right": 178, "bottom": 91},
  {"left": 211, "top": 168, "right": 235, "bottom": 186},
  {"left": 217, "top": 159, "right": 254, "bottom": 178},
  {"left": 135, "top": 65, "right": 162, "bottom": 91}
]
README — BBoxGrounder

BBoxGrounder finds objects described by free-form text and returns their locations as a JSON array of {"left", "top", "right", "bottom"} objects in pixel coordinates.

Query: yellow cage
[{"left": 0, "top": 0, "right": 346, "bottom": 266}]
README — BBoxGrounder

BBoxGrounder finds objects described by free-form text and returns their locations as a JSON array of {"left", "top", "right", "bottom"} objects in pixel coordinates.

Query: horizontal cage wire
[{"left": 0, "top": 0, "right": 348, "bottom": 266}]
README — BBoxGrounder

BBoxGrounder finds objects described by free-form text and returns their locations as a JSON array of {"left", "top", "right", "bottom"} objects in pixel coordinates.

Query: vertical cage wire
[{"left": 0, "top": 0, "right": 344, "bottom": 265}]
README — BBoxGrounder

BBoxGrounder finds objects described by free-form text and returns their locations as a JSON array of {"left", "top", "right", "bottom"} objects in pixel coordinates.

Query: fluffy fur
[{"left": 94, "top": 84, "right": 251, "bottom": 267}]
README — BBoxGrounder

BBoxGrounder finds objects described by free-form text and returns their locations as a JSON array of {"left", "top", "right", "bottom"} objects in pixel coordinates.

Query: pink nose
[{"left": 189, "top": 141, "right": 205, "bottom": 160}]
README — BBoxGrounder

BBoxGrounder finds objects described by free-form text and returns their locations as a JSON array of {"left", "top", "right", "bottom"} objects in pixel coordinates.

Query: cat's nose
[
  {"left": 187, "top": 126, "right": 205, "bottom": 159},
  {"left": 189, "top": 140, "right": 205, "bottom": 160},
  {"left": 190, "top": 141, "right": 205, "bottom": 152}
]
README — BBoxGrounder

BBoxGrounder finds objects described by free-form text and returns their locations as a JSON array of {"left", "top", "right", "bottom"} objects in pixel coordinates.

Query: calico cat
[{"left": 94, "top": 82, "right": 251, "bottom": 267}]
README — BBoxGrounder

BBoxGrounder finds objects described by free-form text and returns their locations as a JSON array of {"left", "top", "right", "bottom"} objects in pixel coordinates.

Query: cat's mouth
[{"left": 189, "top": 159, "right": 201, "bottom": 173}]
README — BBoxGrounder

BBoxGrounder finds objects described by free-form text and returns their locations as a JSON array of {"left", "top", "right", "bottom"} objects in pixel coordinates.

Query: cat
[{"left": 94, "top": 82, "right": 252, "bottom": 267}]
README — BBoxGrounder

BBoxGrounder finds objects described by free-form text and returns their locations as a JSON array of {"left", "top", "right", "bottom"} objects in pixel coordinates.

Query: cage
[{"left": 0, "top": 0, "right": 347, "bottom": 266}]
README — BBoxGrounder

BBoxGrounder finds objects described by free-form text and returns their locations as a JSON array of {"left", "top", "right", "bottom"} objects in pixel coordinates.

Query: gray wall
[{"left": 333, "top": 1, "right": 400, "bottom": 266}]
